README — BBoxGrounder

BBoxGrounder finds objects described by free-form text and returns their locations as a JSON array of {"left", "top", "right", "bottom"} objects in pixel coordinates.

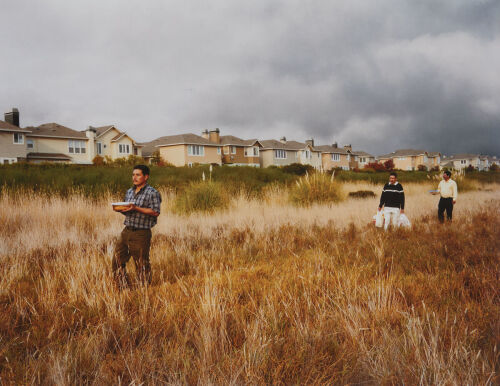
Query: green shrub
[
  {"left": 289, "top": 173, "right": 343, "bottom": 207},
  {"left": 173, "top": 181, "right": 228, "bottom": 214},
  {"left": 348, "top": 190, "right": 376, "bottom": 198},
  {"left": 282, "top": 163, "right": 314, "bottom": 176}
]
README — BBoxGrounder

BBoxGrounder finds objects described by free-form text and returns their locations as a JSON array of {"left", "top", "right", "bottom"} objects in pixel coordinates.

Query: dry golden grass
[{"left": 0, "top": 182, "right": 499, "bottom": 384}]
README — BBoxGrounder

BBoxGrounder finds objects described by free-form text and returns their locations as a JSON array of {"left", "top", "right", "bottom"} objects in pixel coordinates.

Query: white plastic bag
[
  {"left": 374, "top": 211, "right": 384, "bottom": 228},
  {"left": 397, "top": 214, "right": 411, "bottom": 228}
]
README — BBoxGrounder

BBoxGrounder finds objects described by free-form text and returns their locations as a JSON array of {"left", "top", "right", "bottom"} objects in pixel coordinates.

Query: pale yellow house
[
  {"left": 440, "top": 154, "right": 483, "bottom": 171},
  {"left": 0, "top": 109, "right": 31, "bottom": 164},
  {"left": 141, "top": 133, "right": 222, "bottom": 166},
  {"left": 25, "top": 123, "right": 95, "bottom": 164},
  {"left": 93, "top": 125, "right": 142, "bottom": 160},
  {"left": 316, "top": 144, "right": 351, "bottom": 170},
  {"left": 351, "top": 150, "right": 376, "bottom": 168},
  {"left": 378, "top": 149, "right": 442, "bottom": 171}
]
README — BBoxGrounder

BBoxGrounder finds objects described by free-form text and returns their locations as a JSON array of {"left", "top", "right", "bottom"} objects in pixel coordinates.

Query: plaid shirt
[{"left": 123, "top": 184, "right": 162, "bottom": 229}]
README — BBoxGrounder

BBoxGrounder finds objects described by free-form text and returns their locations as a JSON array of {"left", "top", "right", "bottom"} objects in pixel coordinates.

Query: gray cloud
[{"left": 1, "top": 0, "right": 499, "bottom": 155}]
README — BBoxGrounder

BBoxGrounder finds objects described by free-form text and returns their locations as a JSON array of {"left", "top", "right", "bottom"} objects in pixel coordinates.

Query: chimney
[
  {"left": 279, "top": 136, "right": 287, "bottom": 143},
  {"left": 344, "top": 144, "right": 352, "bottom": 152},
  {"left": 305, "top": 138, "right": 314, "bottom": 147},
  {"left": 85, "top": 126, "right": 97, "bottom": 161},
  {"left": 208, "top": 128, "right": 220, "bottom": 143},
  {"left": 332, "top": 142, "right": 338, "bottom": 148},
  {"left": 5, "top": 108, "right": 19, "bottom": 127},
  {"left": 201, "top": 129, "right": 209, "bottom": 140}
]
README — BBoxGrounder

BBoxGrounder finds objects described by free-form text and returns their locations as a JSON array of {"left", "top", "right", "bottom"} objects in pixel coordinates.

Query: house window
[
  {"left": 245, "top": 147, "right": 259, "bottom": 156},
  {"left": 69, "top": 140, "right": 86, "bottom": 154},
  {"left": 423, "top": 155, "right": 428, "bottom": 163},
  {"left": 461, "top": 160, "right": 466, "bottom": 165},
  {"left": 398, "top": 157, "right": 406, "bottom": 160},
  {"left": 217, "top": 147, "right": 221, "bottom": 155},
  {"left": 188, "top": 145, "right": 204, "bottom": 156},
  {"left": 231, "top": 146, "right": 236, "bottom": 154},
  {"left": 13, "top": 133, "right": 24, "bottom": 144},
  {"left": 303, "top": 150, "right": 311, "bottom": 159},
  {"left": 119, "top": 144, "right": 130, "bottom": 154},
  {"left": 331, "top": 153, "right": 340, "bottom": 161},
  {"left": 27, "top": 139, "right": 34, "bottom": 150},
  {"left": 274, "top": 149, "right": 286, "bottom": 159},
  {"left": 97, "top": 142, "right": 102, "bottom": 155},
  {"left": 360, "top": 157, "right": 366, "bottom": 163}
]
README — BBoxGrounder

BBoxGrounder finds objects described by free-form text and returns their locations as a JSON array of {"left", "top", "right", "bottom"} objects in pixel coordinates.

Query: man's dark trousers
[
  {"left": 112, "top": 227, "right": 152, "bottom": 287},
  {"left": 438, "top": 197, "right": 454, "bottom": 222}
]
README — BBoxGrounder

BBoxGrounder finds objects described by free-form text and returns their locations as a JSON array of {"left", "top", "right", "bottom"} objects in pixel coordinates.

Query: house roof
[
  {"left": 219, "top": 135, "right": 260, "bottom": 146},
  {"left": 351, "top": 150, "right": 374, "bottom": 157},
  {"left": 27, "top": 123, "right": 87, "bottom": 139},
  {"left": 378, "top": 149, "right": 429, "bottom": 158},
  {"left": 314, "top": 145, "right": 350, "bottom": 154},
  {"left": 139, "top": 133, "right": 219, "bottom": 157},
  {"left": 94, "top": 125, "right": 115, "bottom": 137},
  {"left": 260, "top": 139, "right": 313, "bottom": 151},
  {"left": 0, "top": 119, "right": 31, "bottom": 133},
  {"left": 445, "top": 153, "right": 480, "bottom": 161},
  {"left": 27, "top": 152, "right": 72, "bottom": 160}
]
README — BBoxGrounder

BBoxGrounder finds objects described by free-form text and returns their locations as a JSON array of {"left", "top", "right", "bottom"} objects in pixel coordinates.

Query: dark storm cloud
[{"left": 1, "top": 0, "right": 499, "bottom": 155}]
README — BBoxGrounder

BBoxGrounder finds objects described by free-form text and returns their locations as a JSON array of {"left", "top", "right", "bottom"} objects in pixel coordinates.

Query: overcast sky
[{"left": 1, "top": 0, "right": 499, "bottom": 155}]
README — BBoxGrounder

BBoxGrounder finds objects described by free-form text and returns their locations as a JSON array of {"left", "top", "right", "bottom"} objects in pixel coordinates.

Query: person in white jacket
[{"left": 431, "top": 170, "right": 457, "bottom": 222}]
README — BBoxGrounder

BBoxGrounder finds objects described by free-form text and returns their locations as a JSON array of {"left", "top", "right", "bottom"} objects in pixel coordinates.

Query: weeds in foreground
[
  {"left": 0, "top": 189, "right": 498, "bottom": 383},
  {"left": 289, "top": 172, "right": 344, "bottom": 206}
]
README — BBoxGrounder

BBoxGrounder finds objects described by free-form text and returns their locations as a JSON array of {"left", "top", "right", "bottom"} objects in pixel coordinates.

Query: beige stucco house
[
  {"left": 93, "top": 125, "right": 142, "bottom": 160},
  {"left": 0, "top": 109, "right": 31, "bottom": 164},
  {"left": 440, "top": 154, "right": 484, "bottom": 171},
  {"left": 259, "top": 137, "right": 321, "bottom": 169},
  {"left": 351, "top": 150, "right": 376, "bottom": 169},
  {"left": 315, "top": 144, "right": 351, "bottom": 170},
  {"left": 25, "top": 123, "right": 95, "bottom": 164},
  {"left": 141, "top": 133, "right": 222, "bottom": 166},
  {"left": 378, "top": 149, "right": 442, "bottom": 171}
]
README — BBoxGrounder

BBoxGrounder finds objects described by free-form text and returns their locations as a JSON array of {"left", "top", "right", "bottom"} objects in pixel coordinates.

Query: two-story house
[
  {"left": 440, "top": 154, "right": 482, "bottom": 170},
  {"left": 259, "top": 137, "right": 322, "bottom": 168},
  {"left": 25, "top": 123, "right": 97, "bottom": 164},
  {"left": 351, "top": 150, "right": 376, "bottom": 169},
  {"left": 141, "top": 133, "right": 222, "bottom": 166},
  {"left": 378, "top": 149, "right": 442, "bottom": 171},
  {"left": 0, "top": 109, "right": 31, "bottom": 164},
  {"left": 315, "top": 143, "right": 351, "bottom": 171},
  {"left": 216, "top": 133, "right": 262, "bottom": 167},
  {"left": 92, "top": 125, "right": 143, "bottom": 160}
]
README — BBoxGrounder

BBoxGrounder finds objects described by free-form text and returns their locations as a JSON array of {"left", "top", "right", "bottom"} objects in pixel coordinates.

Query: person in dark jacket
[{"left": 378, "top": 172, "right": 405, "bottom": 230}]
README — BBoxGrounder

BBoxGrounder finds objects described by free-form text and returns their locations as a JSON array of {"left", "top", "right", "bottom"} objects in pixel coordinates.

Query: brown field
[{"left": 0, "top": 182, "right": 499, "bottom": 384}]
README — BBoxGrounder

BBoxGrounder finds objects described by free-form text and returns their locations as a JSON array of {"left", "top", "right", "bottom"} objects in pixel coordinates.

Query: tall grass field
[{"left": 0, "top": 166, "right": 499, "bottom": 383}]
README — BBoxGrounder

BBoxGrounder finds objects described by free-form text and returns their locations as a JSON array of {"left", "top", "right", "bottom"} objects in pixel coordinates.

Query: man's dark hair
[
  {"left": 390, "top": 172, "right": 397, "bottom": 178},
  {"left": 133, "top": 164, "right": 150, "bottom": 176},
  {"left": 444, "top": 170, "right": 451, "bottom": 177}
]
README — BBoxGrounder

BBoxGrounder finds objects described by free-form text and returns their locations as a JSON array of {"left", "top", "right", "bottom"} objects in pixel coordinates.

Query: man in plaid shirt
[{"left": 112, "top": 165, "right": 161, "bottom": 288}]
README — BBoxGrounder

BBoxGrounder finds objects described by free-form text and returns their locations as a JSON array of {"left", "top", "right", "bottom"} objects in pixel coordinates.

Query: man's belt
[{"left": 125, "top": 226, "right": 149, "bottom": 231}]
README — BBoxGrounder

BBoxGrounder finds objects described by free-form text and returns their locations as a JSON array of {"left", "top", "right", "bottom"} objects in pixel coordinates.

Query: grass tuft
[
  {"left": 173, "top": 181, "right": 228, "bottom": 214},
  {"left": 289, "top": 172, "right": 343, "bottom": 206}
]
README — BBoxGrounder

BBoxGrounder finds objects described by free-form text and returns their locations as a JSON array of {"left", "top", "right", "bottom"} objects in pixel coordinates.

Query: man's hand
[
  {"left": 400, "top": 209, "right": 405, "bottom": 214},
  {"left": 378, "top": 207, "right": 382, "bottom": 212},
  {"left": 453, "top": 200, "right": 456, "bottom": 205},
  {"left": 121, "top": 203, "right": 136, "bottom": 212}
]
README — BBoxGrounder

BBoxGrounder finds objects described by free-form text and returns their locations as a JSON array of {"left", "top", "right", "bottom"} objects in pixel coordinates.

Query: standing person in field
[
  {"left": 432, "top": 170, "right": 457, "bottom": 223},
  {"left": 112, "top": 165, "right": 161, "bottom": 289},
  {"left": 378, "top": 172, "right": 405, "bottom": 231}
]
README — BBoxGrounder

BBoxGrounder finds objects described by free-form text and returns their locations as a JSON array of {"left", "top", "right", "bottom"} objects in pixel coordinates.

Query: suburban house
[
  {"left": 378, "top": 149, "right": 442, "bottom": 171},
  {"left": 25, "top": 123, "right": 96, "bottom": 164},
  {"left": 141, "top": 133, "right": 222, "bottom": 166},
  {"left": 351, "top": 150, "right": 376, "bottom": 168},
  {"left": 92, "top": 125, "right": 143, "bottom": 160},
  {"left": 259, "top": 137, "right": 322, "bottom": 169},
  {"left": 210, "top": 131, "right": 262, "bottom": 167},
  {"left": 0, "top": 109, "right": 31, "bottom": 164},
  {"left": 440, "top": 154, "right": 483, "bottom": 170},
  {"left": 315, "top": 143, "right": 351, "bottom": 171}
]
